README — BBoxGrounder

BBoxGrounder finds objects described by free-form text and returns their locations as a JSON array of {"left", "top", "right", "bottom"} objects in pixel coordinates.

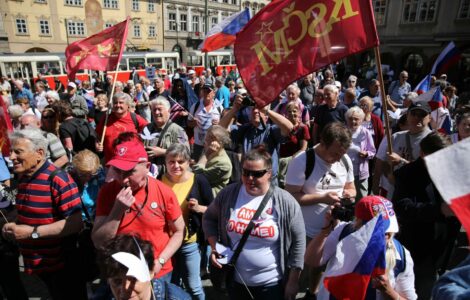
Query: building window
[
  {"left": 39, "top": 20, "right": 50, "bottom": 35},
  {"left": 192, "top": 16, "right": 199, "bottom": 32},
  {"left": 202, "top": 17, "right": 206, "bottom": 32},
  {"left": 458, "top": 0, "right": 470, "bottom": 19},
  {"left": 211, "top": 17, "right": 218, "bottom": 28},
  {"left": 180, "top": 14, "right": 187, "bottom": 31},
  {"left": 105, "top": 23, "right": 114, "bottom": 28},
  {"left": 148, "top": 25, "right": 156, "bottom": 37},
  {"left": 133, "top": 24, "right": 141, "bottom": 37},
  {"left": 372, "top": 0, "right": 387, "bottom": 25},
  {"left": 15, "top": 19, "right": 28, "bottom": 34},
  {"left": 223, "top": 0, "right": 229, "bottom": 3},
  {"left": 103, "top": 0, "right": 118, "bottom": 9},
  {"left": 67, "top": 20, "right": 85, "bottom": 36},
  {"left": 35, "top": 0, "right": 47, "bottom": 3},
  {"left": 148, "top": 0, "right": 155, "bottom": 12},
  {"left": 169, "top": 13, "right": 177, "bottom": 31},
  {"left": 132, "top": 0, "right": 139, "bottom": 11},
  {"left": 65, "top": 0, "right": 82, "bottom": 5},
  {"left": 231, "top": 0, "right": 237, "bottom": 5},
  {"left": 402, "top": 0, "right": 438, "bottom": 23}
]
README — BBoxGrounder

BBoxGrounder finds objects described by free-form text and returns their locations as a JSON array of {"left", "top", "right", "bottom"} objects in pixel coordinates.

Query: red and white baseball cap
[
  {"left": 106, "top": 140, "right": 148, "bottom": 171},
  {"left": 355, "top": 196, "right": 399, "bottom": 233}
]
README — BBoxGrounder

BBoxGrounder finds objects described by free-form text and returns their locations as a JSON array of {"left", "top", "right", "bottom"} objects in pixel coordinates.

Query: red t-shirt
[
  {"left": 95, "top": 177, "right": 182, "bottom": 278},
  {"left": 96, "top": 112, "right": 148, "bottom": 162},
  {"left": 279, "top": 124, "right": 310, "bottom": 157}
]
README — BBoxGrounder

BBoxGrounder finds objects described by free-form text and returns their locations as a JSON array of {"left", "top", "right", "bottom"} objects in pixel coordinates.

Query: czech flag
[
  {"left": 414, "top": 86, "right": 444, "bottom": 111},
  {"left": 413, "top": 74, "right": 431, "bottom": 95},
  {"left": 425, "top": 138, "right": 470, "bottom": 244},
  {"left": 431, "top": 41, "right": 461, "bottom": 76},
  {"left": 323, "top": 215, "right": 387, "bottom": 300},
  {"left": 199, "top": 8, "right": 250, "bottom": 53}
]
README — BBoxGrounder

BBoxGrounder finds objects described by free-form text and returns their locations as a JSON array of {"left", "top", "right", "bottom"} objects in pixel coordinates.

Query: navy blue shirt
[{"left": 314, "top": 103, "right": 349, "bottom": 133}]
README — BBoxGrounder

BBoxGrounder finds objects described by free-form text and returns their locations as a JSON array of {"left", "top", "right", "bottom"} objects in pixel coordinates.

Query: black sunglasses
[
  {"left": 42, "top": 115, "right": 55, "bottom": 120},
  {"left": 242, "top": 168, "right": 269, "bottom": 178}
]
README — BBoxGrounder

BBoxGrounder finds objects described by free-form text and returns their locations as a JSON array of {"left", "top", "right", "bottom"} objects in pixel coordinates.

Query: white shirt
[
  {"left": 285, "top": 148, "right": 354, "bottom": 238},
  {"left": 188, "top": 99, "right": 222, "bottom": 146},
  {"left": 227, "top": 186, "right": 281, "bottom": 286}
]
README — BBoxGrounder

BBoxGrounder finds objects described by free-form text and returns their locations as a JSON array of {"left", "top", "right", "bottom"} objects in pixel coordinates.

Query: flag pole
[
  {"left": 374, "top": 46, "right": 393, "bottom": 154},
  {"left": 99, "top": 64, "right": 121, "bottom": 145}
]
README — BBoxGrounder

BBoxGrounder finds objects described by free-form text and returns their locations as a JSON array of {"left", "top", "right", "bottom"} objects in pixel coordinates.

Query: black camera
[
  {"left": 241, "top": 95, "right": 255, "bottom": 107},
  {"left": 331, "top": 198, "right": 355, "bottom": 222}
]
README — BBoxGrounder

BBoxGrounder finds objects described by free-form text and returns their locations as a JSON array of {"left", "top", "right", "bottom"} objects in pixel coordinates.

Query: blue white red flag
[
  {"left": 323, "top": 215, "right": 387, "bottom": 300},
  {"left": 415, "top": 86, "right": 444, "bottom": 110},
  {"left": 413, "top": 74, "right": 431, "bottom": 94},
  {"left": 431, "top": 41, "right": 461, "bottom": 76},
  {"left": 425, "top": 138, "right": 470, "bottom": 244},
  {"left": 199, "top": 9, "right": 250, "bottom": 53}
]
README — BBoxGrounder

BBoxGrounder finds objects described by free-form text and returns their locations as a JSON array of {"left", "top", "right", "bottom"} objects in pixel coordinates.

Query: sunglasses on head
[
  {"left": 242, "top": 168, "right": 269, "bottom": 178},
  {"left": 42, "top": 115, "right": 55, "bottom": 120}
]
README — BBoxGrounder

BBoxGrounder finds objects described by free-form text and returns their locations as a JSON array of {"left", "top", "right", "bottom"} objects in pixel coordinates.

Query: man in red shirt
[
  {"left": 96, "top": 92, "right": 148, "bottom": 162},
  {"left": 92, "top": 138, "right": 185, "bottom": 280}
]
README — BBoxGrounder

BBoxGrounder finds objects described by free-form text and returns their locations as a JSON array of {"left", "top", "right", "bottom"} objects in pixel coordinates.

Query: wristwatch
[
  {"left": 31, "top": 226, "right": 40, "bottom": 239},
  {"left": 157, "top": 257, "right": 166, "bottom": 266}
]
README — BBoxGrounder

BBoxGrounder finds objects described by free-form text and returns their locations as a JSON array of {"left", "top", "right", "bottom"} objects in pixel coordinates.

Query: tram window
[
  {"left": 221, "top": 55, "right": 231, "bottom": 65},
  {"left": 37, "top": 61, "right": 61, "bottom": 75},
  {"left": 208, "top": 56, "right": 217, "bottom": 68},
  {"left": 5, "top": 62, "right": 32, "bottom": 79},
  {"left": 188, "top": 55, "right": 202, "bottom": 66},
  {"left": 166, "top": 57, "right": 177, "bottom": 73},
  {"left": 129, "top": 58, "right": 145, "bottom": 70},
  {"left": 119, "top": 58, "right": 127, "bottom": 71},
  {"left": 147, "top": 57, "right": 163, "bottom": 69}
]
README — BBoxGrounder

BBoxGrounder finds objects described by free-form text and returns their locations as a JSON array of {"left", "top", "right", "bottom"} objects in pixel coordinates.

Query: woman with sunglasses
[
  {"left": 41, "top": 106, "right": 60, "bottom": 136},
  {"left": 203, "top": 146, "right": 306, "bottom": 300}
]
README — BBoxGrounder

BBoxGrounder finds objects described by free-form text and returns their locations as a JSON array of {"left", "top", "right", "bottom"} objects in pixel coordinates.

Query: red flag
[
  {"left": 0, "top": 95, "right": 13, "bottom": 156},
  {"left": 235, "top": 0, "right": 379, "bottom": 107},
  {"left": 65, "top": 18, "right": 129, "bottom": 80}
]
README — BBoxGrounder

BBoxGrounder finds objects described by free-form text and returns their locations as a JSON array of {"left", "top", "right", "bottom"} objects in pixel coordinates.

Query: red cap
[
  {"left": 106, "top": 140, "right": 148, "bottom": 171},
  {"left": 355, "top": 195, "right": 399, "bottom": 233}
]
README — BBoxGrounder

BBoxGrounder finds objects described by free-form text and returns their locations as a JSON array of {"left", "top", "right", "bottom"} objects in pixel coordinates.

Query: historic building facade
[{"left": 0, "top": 0, "right": 164, "bottom": 53}]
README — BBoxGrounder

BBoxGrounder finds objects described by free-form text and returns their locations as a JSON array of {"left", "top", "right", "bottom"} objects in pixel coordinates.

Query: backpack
[
  {"left": 130, "top": 112, "right": 140, "bottom": 132},
  {"left": 338, "top": 223, "right": 407, "bottom": 277},
  {"left": 72, "top": 118, "right": 97, "bottom": 154},
  {"left": 304, "top": 148, "right": 350, "bottom": 180}
]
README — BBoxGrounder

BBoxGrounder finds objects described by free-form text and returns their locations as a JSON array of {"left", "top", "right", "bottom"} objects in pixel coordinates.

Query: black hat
[
  {"left": 409, "top": 101, "right": 431, "bottom": 114},
  {"left": 202, "top": 83, "right": 214, "bottom": 91}
]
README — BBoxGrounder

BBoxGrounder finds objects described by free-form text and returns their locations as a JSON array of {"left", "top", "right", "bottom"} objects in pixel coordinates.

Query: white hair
[
  {"left": 8, "top": 104, "right": 24, "bottom": 119},
  {"left": 150, "top": 96, "right": 171, "bottom": 111},
  {"left": 10, "top": 128, "right": 48, "bottom": 153},
  {"left": 323, "top": 84, "right": 339, "bottom": 94},
  {"left": 45, "top": 90, "right": 60, "bottom": 101},
  {"left": 113, "top": 92, "right": 132, "bottom": 106},
  {"left": 286, "top": 84, "right": 300, "bottom": 96},
  {"left": 345, "top": 106, "right": 365, "bottom": 121}
]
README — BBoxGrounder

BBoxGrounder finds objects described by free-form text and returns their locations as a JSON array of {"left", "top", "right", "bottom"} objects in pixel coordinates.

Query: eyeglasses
[{"left": 242, "top": 168, "right": 269, "bottom": 178}]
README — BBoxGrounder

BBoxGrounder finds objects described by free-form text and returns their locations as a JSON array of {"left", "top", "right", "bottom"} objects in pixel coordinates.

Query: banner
[
  {"left": 65, "top": 17, "right": 129, "bottom": 80},
  {"left": 235, "top": 0, "right": 379, "bottom": 107}
]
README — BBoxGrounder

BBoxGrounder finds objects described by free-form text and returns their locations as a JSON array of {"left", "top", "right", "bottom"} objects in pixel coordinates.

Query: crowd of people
[{"left": 0, "top": 64, "right": 469, "bottom": 300}]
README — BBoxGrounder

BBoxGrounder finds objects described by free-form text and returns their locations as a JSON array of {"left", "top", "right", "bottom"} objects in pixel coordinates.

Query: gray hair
[
  {"left": 113, "top": 92, "right": 133, "bottom": 106},
  {"left": 150, "top": 96, "right": 170, "bottom": 111},
  {"left": 10, "top": 128, "right": 48, "bottom": 153},
  {"left": 405, "top": 92, "right": 418, "bottom": 101},
  {"left": 165, "top": 143, "right": 191, "bottom": 162},
  {"left": 345, "top": 106, "right": 365, "bottom": 121},
  {"left": 45, "top": 90, "right": 60, "bottom": 101},
  {"left": 286, "top": 84, "right": 300, "bottom": 96},
  {"left": 8, "top": 104, "right": 24, "bottom": 119},
  {"left": 115, "top": 81, "right": 124, "bottom": 89},
  {"left": 323, "top": 84, "right": 339, "bottom": 94}
]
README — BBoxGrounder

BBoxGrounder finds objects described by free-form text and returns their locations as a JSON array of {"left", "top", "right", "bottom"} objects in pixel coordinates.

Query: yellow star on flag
[
  {"left": 97, "top": 43, "right": 113, "bottom": 57},
  {"left": 256, "top": 22, "right": 274, "bottom": 40}
]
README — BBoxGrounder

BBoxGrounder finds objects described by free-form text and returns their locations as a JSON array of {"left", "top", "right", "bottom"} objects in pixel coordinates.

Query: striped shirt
[{"left": 16, "top": 160, "right": 81, "bottom": 274}]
